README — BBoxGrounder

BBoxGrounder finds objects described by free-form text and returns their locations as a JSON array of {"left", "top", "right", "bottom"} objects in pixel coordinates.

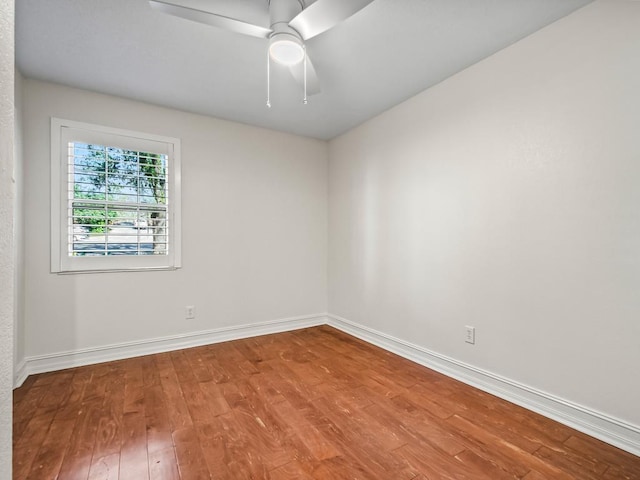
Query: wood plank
[
  {"left": 13, "top": 385, "right": 49, "bottom": 440},
  {"left": 144, "top": 384, "right": 174, "bottom": 456},
  {"left": 157, "top": 353, "right": 193, "bottom": 430},
  {"left": 120, "top": 410, "right": 150, "bottom": 480},
  {"left": 57, "top": 398, "right": 103, "bottom": 480},
  {"left": 198, "top": 380, "right": 232, "bottom": 417},
  {"left": 390, "top": 388, "right": 454, "bottom": 420},
  {"left": 148, "top": 447, "right": 180, "bottom": 480},
  {"left": 247, "top": 371, "right": 287, "bottom": 405},
  {"left": 217, "top": 410, "right": 270, "bottom": 479},
  {"left": 533, "top": 444, "right": 608, "bottom": 479},
  {"left": 230, "top": 396, "right": 291, "bottom": 471},
  {"left": 447, "top": 388, "right": 566, "bottom": 454},
  {"left": 179, "top": 380, "right": 217, "bottom": 425},
  {"left": 311, "top": 455, "right": 380, "bottom": 480},
  {"left": 258, "top": 363, "right": 314, "bottom": 410},
  {"left": 195, "top": 417, "right": 234, "bottom": 480},
  {"left": 446, "top": 414, "right": 574, "bottom": 479},
  {"left": 12, "top": 374, "right": 37, "bottom": 406},
  {"left": 563, "top": 434, "right": 640, "bottom": 478},
  {"left": 123, "top": 357, "right": 145, "bottom": 415},
  {"left": 270, "top": 399, "right": 341, "bottom": 462},
  {"left": 522, "top": 471, "right": 550, "bottom": 480},
  {"left": 88, "top": 452, "right": 120, "bottom": 480},
  {"left": 172, "top": 426, "right": 212, "bottom": 479},
  {"left": 184, "top": 346, "right": 215, "bottom": 383},
  {"left": 396, "top": 440, "right": 492, "bottom": 480},
  {"left": 603, "top": 464, "right": 640, "bottom": 480},
  {"left": 12, "top": 413, "right": 55, "bottom": 479},
  {"left": 25, "top": 416, "right": 76, "bottom": 480},
  {"left": 455, "top": 449, "right": 522, "bottom": 479},
  {"left": 87, "top": 366, "right": 125, "bottom": 474},
  {"left": 30, "top": 370, "right": 74, "bottom": 417},
  {"left": 120, "top": 361, "right": 149, "bottom": 477},
  {"left": 141, "top": 355, "right": 162, "bottom": 388},
  {"left": 363, "top": 397, "right": 466, "bottom": 457},
  {"left": 269, "top": 460, "right": 315, "bottom": 480},
  {"left": 310, "top": 395, "right": 410, "bottom": 477}
]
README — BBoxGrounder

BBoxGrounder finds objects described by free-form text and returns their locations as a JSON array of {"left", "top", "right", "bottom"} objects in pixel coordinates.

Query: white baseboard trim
[
  {"left": 327, "top": 313, "right": 640, "bottom": 457},
  {"left": 13, "top": 358, "right": 28, "bottom": 389},
  {"left": 15, "top": 313, "right": 327, "bottom": 388}
]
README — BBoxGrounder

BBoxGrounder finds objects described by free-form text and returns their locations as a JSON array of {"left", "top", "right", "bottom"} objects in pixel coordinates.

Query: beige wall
[
  {"left": 329, "top": 0, "right": 640, "bottom": 426},
  {"left": 22, "top": 79, "right": 328, "bottom": 358},
  {"left": 0, "top": 0, "right": 15, "bottom": 476}
]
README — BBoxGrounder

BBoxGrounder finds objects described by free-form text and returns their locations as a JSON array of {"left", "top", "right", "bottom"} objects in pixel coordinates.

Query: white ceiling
[{"left": 16, "top": 0, "right": 593, "bottom": 140}]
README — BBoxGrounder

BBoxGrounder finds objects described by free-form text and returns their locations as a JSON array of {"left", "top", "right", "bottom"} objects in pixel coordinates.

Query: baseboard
[
  {"left": 327, "top": 313, "right": 640, "bottom": 457},
  {"left": 16, "top": 313, "right": 327, "bottom": 387},
  {"left": 13, "top": 358, "right": 28, "bottom": 389}
]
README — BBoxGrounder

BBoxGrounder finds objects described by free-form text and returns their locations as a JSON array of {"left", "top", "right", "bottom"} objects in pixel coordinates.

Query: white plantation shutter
[{"left": 51, "top": 118, "right": 181, "bottom": 273}]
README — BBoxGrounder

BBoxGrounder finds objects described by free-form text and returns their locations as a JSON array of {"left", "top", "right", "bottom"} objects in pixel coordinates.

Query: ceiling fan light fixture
[{"left": 269, "top": 33, "right": 304, "bottom": 66}]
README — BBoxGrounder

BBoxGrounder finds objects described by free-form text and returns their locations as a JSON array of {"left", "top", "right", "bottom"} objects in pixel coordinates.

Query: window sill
[{"left": 54, "top": 266, "right": 181, "bottom": 275}]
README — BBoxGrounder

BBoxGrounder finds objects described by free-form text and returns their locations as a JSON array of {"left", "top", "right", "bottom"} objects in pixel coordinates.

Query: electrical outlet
[
  {"left": 465, "top": 326, "right": 475, "bottom": 344},
  {"left": 185, "top": 305, "right": 196, "bottom": 319}
]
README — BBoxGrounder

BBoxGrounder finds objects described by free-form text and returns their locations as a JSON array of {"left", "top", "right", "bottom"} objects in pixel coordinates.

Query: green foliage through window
[{"left": 68, "top": 142, "right": 169, "bottom": 257}]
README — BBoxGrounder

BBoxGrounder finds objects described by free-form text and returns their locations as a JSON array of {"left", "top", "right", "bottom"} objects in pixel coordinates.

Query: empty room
[{"left": 2, "top": 0, "right": 640, "bottom": 478}]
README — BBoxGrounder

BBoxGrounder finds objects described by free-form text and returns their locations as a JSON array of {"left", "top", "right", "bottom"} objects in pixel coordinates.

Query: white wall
[
  {"left": 14, "top": 69, "right": 24, "bottom": 383},
  {"left": 22, "top": 79, "right": 327, "bottom": 359},
  {"left": 329, "top": 0, "right": 640, "bottom": 427},
  {"left": 0, "top": 0, "right": 15, "bottom": 476}
]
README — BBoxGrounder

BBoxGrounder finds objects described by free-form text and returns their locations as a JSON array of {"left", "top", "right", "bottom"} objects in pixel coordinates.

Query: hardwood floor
[{"left": 13, "top": 326, "right": 640, "bottom": 479}]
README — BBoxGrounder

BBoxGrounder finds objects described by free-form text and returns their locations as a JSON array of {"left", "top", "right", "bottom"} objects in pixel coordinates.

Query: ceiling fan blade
[
  {"left": 149, "top": 0, "right": 272, "bottom": 39},
  {"left": 289, "top": 0, "right": 375, "bottom": 40},
  {"left": 288, "top": 56, "right": 321, "bottom": 96}
]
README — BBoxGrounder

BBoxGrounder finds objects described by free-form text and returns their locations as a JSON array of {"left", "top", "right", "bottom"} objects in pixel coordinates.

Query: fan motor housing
[
  {"left": 269, "top": 0, "right": 304, "bottom": 28},
  {"left": 268, "top": 0, "right": 305, "bottom": 66}
]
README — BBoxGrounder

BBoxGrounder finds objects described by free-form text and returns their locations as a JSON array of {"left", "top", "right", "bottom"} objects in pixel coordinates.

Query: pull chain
[
  {"left": 266, "top": 47, "right": 271, "bottom": 108},
  {"left": 303, "top": 45, "right": 308, "bottom": 105}
]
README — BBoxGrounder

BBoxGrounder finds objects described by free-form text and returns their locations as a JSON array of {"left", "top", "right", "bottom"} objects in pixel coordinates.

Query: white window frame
[{"left": 51, "top": 117, "right": 182, "bottom": 273}]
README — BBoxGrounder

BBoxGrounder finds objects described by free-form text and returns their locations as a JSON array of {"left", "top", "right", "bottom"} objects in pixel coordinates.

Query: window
[{"left": 51, "top": 118, "right": 181, "bottom": 273}]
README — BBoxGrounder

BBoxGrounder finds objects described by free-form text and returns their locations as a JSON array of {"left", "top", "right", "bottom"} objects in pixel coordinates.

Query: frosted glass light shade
[{"left": 269, "top": 33, "right": 304, "bottom": 65}]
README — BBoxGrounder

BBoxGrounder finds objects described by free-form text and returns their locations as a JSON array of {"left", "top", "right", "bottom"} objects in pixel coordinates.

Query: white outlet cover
[{"left": 465, "top": 326, "right": 475, "bottom": 344}]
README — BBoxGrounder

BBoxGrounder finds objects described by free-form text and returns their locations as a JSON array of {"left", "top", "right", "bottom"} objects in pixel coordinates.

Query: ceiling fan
[{"left": 149, "top": 0, "right": 375, "bottom": 103}]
